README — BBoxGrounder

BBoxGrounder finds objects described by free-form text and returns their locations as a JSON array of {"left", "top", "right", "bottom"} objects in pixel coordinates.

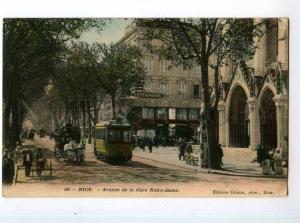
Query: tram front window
[
  {"left": 107, "top": 129, "right": 131, "bottom": 143},
  {"left": 123, "top": 131, "right": 131, "bottom": 143}
]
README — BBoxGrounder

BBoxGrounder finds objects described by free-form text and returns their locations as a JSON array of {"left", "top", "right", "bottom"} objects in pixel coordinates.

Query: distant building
[{"left": 106, "top": 23, "right": 203, "bottom": 142}]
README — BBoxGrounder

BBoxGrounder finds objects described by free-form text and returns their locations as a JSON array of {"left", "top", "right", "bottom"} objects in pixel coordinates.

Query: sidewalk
[{"left": 133, "top": 146, "right": 288, "bottom": 178}]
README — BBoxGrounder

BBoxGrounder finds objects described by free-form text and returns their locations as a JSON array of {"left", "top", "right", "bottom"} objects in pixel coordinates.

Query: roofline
[{"left": 116, "top": 22, "right": 137, "bottom": 45}]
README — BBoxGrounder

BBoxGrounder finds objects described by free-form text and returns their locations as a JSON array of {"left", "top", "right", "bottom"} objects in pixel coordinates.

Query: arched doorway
[
  {"left": 229, "top": 86, "right": 250, "bottom": 147},
  {"left": 259, "top": 89, "right": 277, "bottom": 149}
]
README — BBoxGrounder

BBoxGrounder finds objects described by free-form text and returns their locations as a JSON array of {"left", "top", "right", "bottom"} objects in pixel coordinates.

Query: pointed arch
[
  {"left": 259, "top": 87, "right": 277, "bottom": 149},
  {"left": 227, "top": 85, "right": 250, "bottom": 147}
]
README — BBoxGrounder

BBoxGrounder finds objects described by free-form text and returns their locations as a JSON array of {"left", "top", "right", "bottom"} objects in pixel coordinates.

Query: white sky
[{"left": 80, "top": 18, "right": 133, "bottom": 45}]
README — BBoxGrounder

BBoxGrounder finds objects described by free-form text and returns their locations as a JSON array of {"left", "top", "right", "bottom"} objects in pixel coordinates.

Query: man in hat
[
  {"left": 216, "top": 143, "right": 224, "bottom": 169},
  {"left": 35, "top": 148, "right": 45, "bottom": 176},
  {"left": 178, "top": 140, "right": 187, "bottom": 161},
  {"left": 23, "top": 147, "right": 33, "bottom": 177}
]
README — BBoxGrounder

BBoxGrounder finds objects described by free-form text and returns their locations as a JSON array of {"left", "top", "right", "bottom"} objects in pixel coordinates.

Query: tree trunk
[
  {"left": 93, "top": 94, "right": 98, "bottom": 124},
  {"left": 87, "top": 99, "right": 92, "bottom": 144},
  {"left": 3, "top": 101, "right": 12, "bottom": 149},
  {"left": 206, "top": 108, "right": 219, "bottom": 169},
  {"left": 11, "top": 96, "right": 21, "bottom": 150},
  {"left": 81, "top": 100, "right": 86, "bottom": 139},
  {"left": 3, "top": 66, "right": 18, "bottom": 150},
  {"left": 200, "top": 59, "right": 219, "bottom": 169},
  {"left": 8, "top": 69, "right": 23, "bottom": 150},
  {"left": 76, "top": 100, "right": 80, "bottom": 127},
  {"left": 111, "top": 94, "right": 116, "bottom": 119},
  {"left": 64, "top": 99, "right": 70, "bottom": 123},
  {"left": 71, "top": 101, "right": 78, "bottom": 126}
]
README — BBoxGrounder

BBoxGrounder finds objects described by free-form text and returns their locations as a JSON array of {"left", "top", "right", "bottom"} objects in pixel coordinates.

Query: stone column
[
  {"left": 218, "top": 100, "right": 226, "bottom": 146},
  {"left": 273, "top": 94, "right": 288, "bottom": 161},
  {"left": 278, "top": 18, "right": 289, "bottom": 71},
  {"left": 247, "top": 97, "right": 260, "bottom": 150},
  {"left": 252, "top": 18, "right": 266, "bottom": 76}
]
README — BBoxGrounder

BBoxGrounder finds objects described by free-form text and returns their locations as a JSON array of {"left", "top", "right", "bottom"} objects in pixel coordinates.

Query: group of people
[
  {"left": 256, "top": 145, "right": 283, "bottom": 175},
  {"left": 178, "top": 140, "right": 194, "bottom": 161},
  {"left": 2, "top": 146, "right": 46, "bottom": 184},
  {"left": 178, "top": 141, "right": 224, "bottom": 169},
  {"left": 134, "top": 136, "right": 154, "bottom": 153},
  {"left": 22, "top": 147, "right": 46, "bottom": 177},
  {"left": 21, "top": 128, "right": 35, "bottom": 141}
]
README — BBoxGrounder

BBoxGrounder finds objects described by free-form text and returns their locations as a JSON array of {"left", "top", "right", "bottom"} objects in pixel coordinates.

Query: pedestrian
[
  {"left": 262, "top": 147, "right": 272, "bottom": 175},
  {"left": 137, "top": 137, "right": 141, "bottom": 149},
  {"left": 35, "top": 148, "right": 45, "bottom": 176},
  {"left": 26, "top": 129, "right": 30, "bottom": 140},
  {"left": 23, "top": 148, "right": 33, "bottom": 177},
  {"left": 141, "top": 137, "right": 145, "bottom": 152},
  {"left": 256, "top": 144, "right": 264, "bottom": 166},
  {"left": 270, "top": 147, "right": 276, "bottom": 172},
  {"left": 186, "top": 143, "right": 193, "bottom": 155},
  {"left": 273, "top": 149, "right": 283, "bottom": 175},
  {"left": 178, "top": 140, "right": 187, "bottom": 161},
  {"left": 148, "top": 138, "right": 153, "bottom": 153},
  {"left": 132, "top": 136, "right": 136, "bottom": 150},
  {"left": 216, "top": 143, "right": 224, "bottom": 169},
  {"left": 29, "top": 129, "right": 35, "bottom": 141},
  {"left": 2, "top": 150, "right": 15, "bottom": 184}
]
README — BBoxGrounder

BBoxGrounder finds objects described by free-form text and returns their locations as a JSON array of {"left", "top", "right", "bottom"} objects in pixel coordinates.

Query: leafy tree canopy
[
  {"left": 96, "top": 43, "right": 146, "bottom": 117},
  {"left": 136, "top": 18, "right": 264, "bottom": 68}
]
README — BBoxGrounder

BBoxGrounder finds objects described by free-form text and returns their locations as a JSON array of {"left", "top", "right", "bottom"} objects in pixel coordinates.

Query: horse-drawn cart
[
  {"left": 53, "top": 123, "right": 85, "bottom": 165},
  {"left": 54, "top": 141, "right": 85, "bottom": 164}
]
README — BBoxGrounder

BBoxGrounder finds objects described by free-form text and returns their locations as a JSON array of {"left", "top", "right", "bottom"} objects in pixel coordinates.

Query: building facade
[
  {"left": 99, "top": 18, "right": 288, "bottom": 156},
  {"left": 115, "top": 24, "right": 203, "bottom": 142},
  {"left": 217, "top": 18, "right": 288, "bottom": 160}
]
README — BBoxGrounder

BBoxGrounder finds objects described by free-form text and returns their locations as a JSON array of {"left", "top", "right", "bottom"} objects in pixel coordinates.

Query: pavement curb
[{"left": 134, "top": 154, "right": 288, "bottom": 179}]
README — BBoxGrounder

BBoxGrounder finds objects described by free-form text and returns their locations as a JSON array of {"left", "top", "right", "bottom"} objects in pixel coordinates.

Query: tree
[
  {"left": 136, "top": 18, "right": 264, "bottom": 169},
  {"left": 96, "top": 43, "right": 146, "bottom": 119},
  {"left": 50, "top": 41, "right": 104, "bottom": 142},
  {"left": 3, "top": 18, "right": 106, "bottom": 149}
]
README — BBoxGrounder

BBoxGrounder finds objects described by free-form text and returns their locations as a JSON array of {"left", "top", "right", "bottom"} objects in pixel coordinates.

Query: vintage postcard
[{"left": 2, "top": 18, "right": 288, "bottom": 197}]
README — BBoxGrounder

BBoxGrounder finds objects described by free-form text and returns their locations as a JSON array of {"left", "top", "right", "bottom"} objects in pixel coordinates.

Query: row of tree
[
  {"left": 3, "top": 18, "right": 145, "bottom": 149},
  {"left": 48, "top": 41, "right": 145, "bottom": 141}
]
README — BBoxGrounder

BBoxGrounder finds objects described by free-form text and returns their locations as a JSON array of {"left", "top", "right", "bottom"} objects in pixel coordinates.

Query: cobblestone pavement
[{"left": 14, "top": 137, "right": 287, "bottom": 186}]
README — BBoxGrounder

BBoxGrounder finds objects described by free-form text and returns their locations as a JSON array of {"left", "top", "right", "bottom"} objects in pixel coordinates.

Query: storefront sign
[{"left": 132, "top": 92, "right": 162, "bottom": 98}]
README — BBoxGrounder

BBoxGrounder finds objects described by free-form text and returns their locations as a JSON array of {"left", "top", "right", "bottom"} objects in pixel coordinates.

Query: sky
[{"left": 79, "top": 18, "right": 133, "bottom": 45}]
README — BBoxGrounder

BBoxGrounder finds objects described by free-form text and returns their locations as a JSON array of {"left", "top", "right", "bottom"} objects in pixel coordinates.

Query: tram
[{"left": 94, "top": 118, "right": 133, "bottom": 162}]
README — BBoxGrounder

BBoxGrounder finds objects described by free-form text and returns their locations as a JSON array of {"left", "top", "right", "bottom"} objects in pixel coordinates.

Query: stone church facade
[{"left": 217, "top": 18, "right": 288, "bottom": 160}]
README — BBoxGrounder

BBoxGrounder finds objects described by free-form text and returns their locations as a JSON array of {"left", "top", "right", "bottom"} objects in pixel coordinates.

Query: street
[{"left": 12, "top": 136, "right": 287, "bottom": 187}]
